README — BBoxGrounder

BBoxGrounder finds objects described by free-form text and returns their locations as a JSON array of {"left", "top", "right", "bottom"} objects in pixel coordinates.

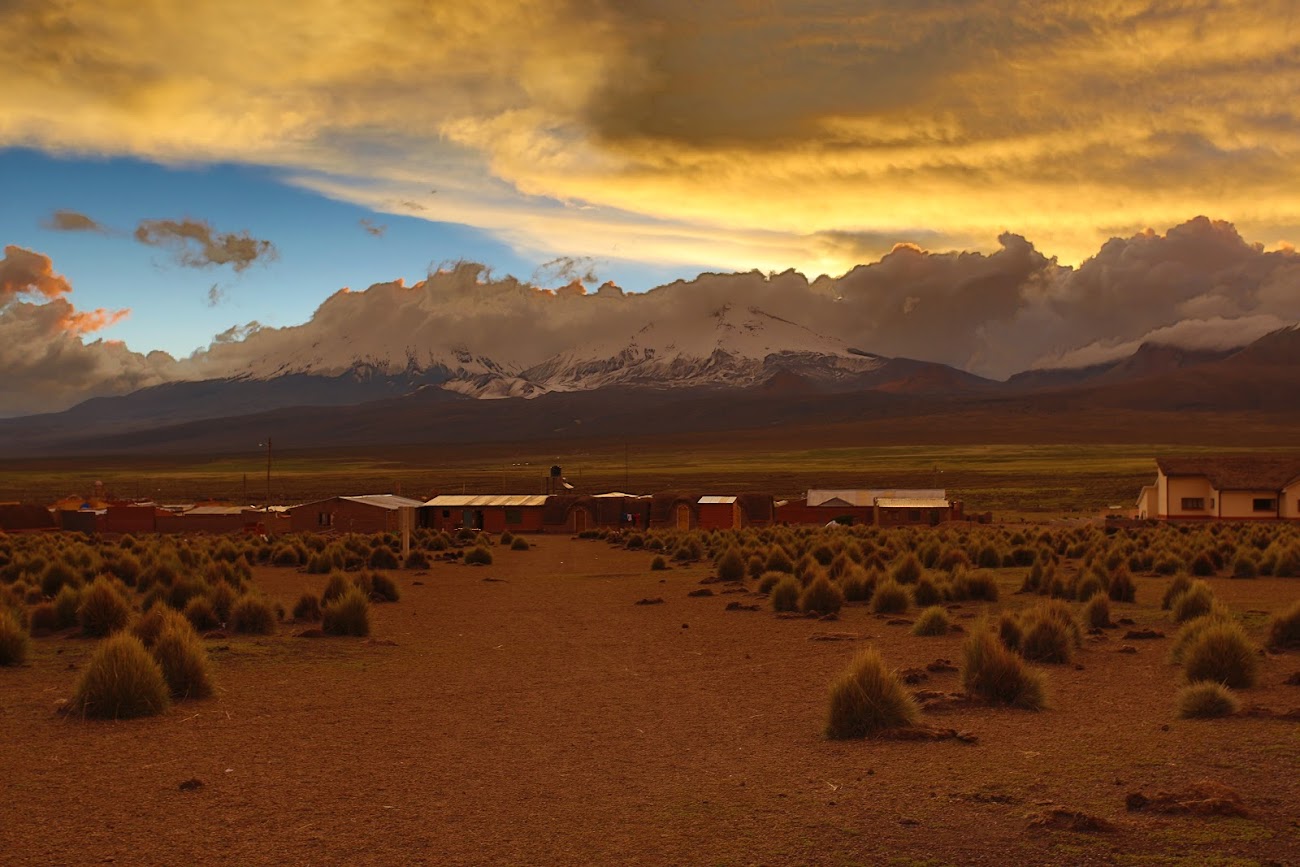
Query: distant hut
[
  {"left": 649, "top": 492, "right": 699, "bottom": 530},
  {"left": 288, "top": 495, "right": 425, "bottom": 534}
]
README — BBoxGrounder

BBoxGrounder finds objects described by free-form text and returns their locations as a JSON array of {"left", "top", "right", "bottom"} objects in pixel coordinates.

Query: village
[{"left": 3, "top": 454, "right": 1300, "bottom": 536}]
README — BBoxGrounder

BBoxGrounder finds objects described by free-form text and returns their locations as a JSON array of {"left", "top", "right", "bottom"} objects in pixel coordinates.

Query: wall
[
  {"left": 1218, "top": 490, "right": 1282, "bottom": 520},
  {"left": 104, "top": 506, "right": 158, "bottom": 534},
  {"left": 774, "top": 501, "right": 874, "bottom": 526},
  {"left": 156, "top": 513, "right": 249, "bottom": 534},
  {"left": 289, "top": 499, "right": 397, "bottom": 534},
  {"left": 875, "top": 506, "right": 949, "bottom": 527},
  {"left": 1283, "top": 481, "right": 1300, "bottom": 520},
  {"left": 1161, "top": 474, "right": 1216, "bottom": 519},
  {"left": 697, "top": 502, "right": 739, "bottom": 530}
]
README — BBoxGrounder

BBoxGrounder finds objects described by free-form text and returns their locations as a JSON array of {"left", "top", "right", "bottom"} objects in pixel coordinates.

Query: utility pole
[
  {"left": 624, "top": 442, "right": 629, "bottom": 491},
  {"left": 266, "top": 438, "right": 273, "bottom": 507}
]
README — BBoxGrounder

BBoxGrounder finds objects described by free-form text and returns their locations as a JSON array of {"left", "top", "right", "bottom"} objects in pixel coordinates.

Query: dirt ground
[{"left": 2, "top": 537, "right": 1298, "bottom": 866}]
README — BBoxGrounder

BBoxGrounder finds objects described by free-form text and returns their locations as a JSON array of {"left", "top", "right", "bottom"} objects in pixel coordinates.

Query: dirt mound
[
  {"left": 634, "top": 597, "right": 665, "bottom": 606},
  {"left": 1027, "top": 806, "right": 1115, "bottom": 832},
  {"left": 687, "top": 589, "right": 714, "bottom": 597},
  {"left": 724, "top": 601, "right": 760, "bottom": 612},
  {"left": 875, "top": 726, "right": 978, "bottom": 744},
  {"left": 807, "top": 632, "right": 858, "bottom": 641},
  {"left": 1284, "top": 672, "right": 1300, "bottom": 686},
  {"left": 178, "top": 778, "right": 204, "bottom": 792},
  {"left": 1125, "top": 781, "right": 1247, "bottom": 817},
  {"left": 1123, "top": 629, "right": 1164, "bottom": 640},
  {"left": 899, "top": 667, "right": 929, "bottom": 684},
  {"left": 926, "top": 659, "right": 958, "bottom": 673}
]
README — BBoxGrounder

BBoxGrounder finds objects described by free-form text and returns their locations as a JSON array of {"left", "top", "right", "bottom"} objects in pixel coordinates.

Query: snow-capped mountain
[{"left": 520, "top": 305, "right": 886, "bottom": 392}]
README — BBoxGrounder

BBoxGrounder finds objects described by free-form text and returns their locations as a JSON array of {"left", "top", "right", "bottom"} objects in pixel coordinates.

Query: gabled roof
[
  {"left": 342, "top": 494, "right": 426, "bottom": 510},
  {"left": 698, "top": 496, "right": 738, "bottom": 504},
  {"left": 807, "top": 488, "right": 946, "bottom": 508},
  {"left": 1156, "top": 456, "right": 1300, "bottom": 491},
  {"left": 424, "top": 495, "right": 549, "bottom": 508}
]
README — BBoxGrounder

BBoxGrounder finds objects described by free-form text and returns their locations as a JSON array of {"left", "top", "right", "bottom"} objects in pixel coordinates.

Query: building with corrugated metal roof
[
  {"left": 423, "top": 494, "right": 549, "bottom": 533},
  {"left": 289, "top": 494, "right": 425, "bottom": 534}
]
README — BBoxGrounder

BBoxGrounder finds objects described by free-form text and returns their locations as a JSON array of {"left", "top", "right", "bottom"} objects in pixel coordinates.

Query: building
[
  {"left": 423, "top": 495, "right": 549, "bottom": 533},
  {"left": 1140, "top": 456, "right": 1300, "bottom": 521},
  {"left": 697, "top": 496, "right": 741, "bottom": 530},
  {"left": 156, "top": 505, "right": 251, "bottom": 534},
  {"left": 288, "top": 494, "right": 425, "bottom": 534},
  {"left": 648, "top": 492, "right": 700, "bottom": 530},
  {"left": 0, "top": 503, "right": 57, "bottom": 533},
  {"left": 776, "top": 489, "right": 949, "bottom": 526},
  {"left": 874, "top": 496, "right": 953, "bottom": 527}
]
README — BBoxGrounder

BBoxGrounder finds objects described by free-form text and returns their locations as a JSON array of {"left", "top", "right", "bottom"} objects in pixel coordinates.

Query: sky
[{"left": 3, "top": 0, "right": 1300, "bottom": 415}]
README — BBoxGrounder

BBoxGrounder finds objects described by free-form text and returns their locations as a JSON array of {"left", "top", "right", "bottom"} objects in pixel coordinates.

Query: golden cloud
[{"left": 2, "top": 1, "right": 1299, "bottom": 270}]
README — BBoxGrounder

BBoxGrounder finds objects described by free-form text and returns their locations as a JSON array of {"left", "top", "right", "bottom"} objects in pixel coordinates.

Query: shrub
[
  {"left": 1107, "top": 566, "right": 1137, "bottom": 603},
  {"left": 29, "top": 602, "right": 59, "bottom": 634},
  {"left": 997, "top": 612, "right": 1023, "bottom": 650},
  {"left": 717, "top": 548, "right": 746, "bottom": 582},
  {"left": 950, "top": 569, "right": 999, "bottom": 602},
  {"left": 322, "top": 571, "right": 352, "bottom": 605},
  {"left": 1183, "top": 621, "right": 1259, "bottom": 688},
  {"left": 650, "top": 556, "right": 668, "bottom": 572},
  {"left": 890, "top": 553, "right": 923, "bottom": 585},
  {"left": 499, "top": 531, "right": 514, "bottom": 544},
  {"left": 0, "top": 609, "right": 29, "bottom": 666},
  {"left": 403, "top": 549, "right": 431, "bottom": 569},
  {"left": 770, "top": 577, "right": 802, "bottom": 612},
  {"left": 1018, "top": 616, "right": 1074, "bottom": 664},
  {"left": 871, "top": 579, "right": 909, "bottom": 614},
  {"left": 1190, "top": 550, "right": 1218, "bottom": 577},
  {"left": 1169, "top": 609, "right": 1233, "bottom": 663},
  {"left": 77, "top": 577, "right": 133, "bottom": 638},
  {"left": 152, "top": 621, "right": 214, "bottom": 700},
  {"left": 840, "top": 567, "right": 873, "bottom": 602},
  {"left": 510, "top": 537, "right": 530, "bottom": 551},
  {"left": 1171, "top": 580, "right": 1215, "bottom": 623},
  {"left": 368, "top": 546, "right": 400, "bottom": 570},
  {"left": 293, "top": 593, "right": 323, "bottom": 622},
  {"left": 271, "top": 545, "right": 300, "bottom": 567},
  {"left": 1267, "top": 599, "right": 1300, "bottom": 649},
  {"left": 52, "top": 584, "right": 82, "bottom": 629},
  {"left": 366, "top": 571, "right": 400, "bottom": 602},
  {"left": 912, "top": 576, "right": 942, "bottom": 607},
  {"left": 1230, "top": 553, "right": 1258, "bottom": 579},
  {"left": 960, "top": 627, "right": 1047, "bottom": 709},
  {"left": 230, "top": 595, "right": 276, "bottom": 635},
  {"left": 322, "top": 587, "right": 371, "bottom": 637},
  {"left": 208, "top": 581, "right": 237, "bottom": 624},
  {"left": 800, "top": 575, "right": 845, "bottom": 615},
  {"left": 40, "top": 561, "right": 81, "bottom": 598},
  {"left": 824, "top": 648, "right": 920, "bottom": 739},
  {"left": 183, "top": 596, "right": 220, "bottom": 632},
  {"left": 912, "top": 606, "right": 951, "bottom": 637},
  {"left": 975, "top": 545, "right": 1002, "bottom": 569},
  {"left": 1161, "top": 574, "right": 1193, "bottom": 610},
  {"left": 1083, "top": 593, "right": 1112, "bottom": 629},
  {"left": 305, "top": 552, "right": 333, "bottom": 575},
  {"left": 1177, "top": 682, "right": 1240, "bottom": 719},
  {"left": 132, "top": 606, "right": 190, "bottom": 648},
  {"left": 70, "top": 634, "right": 171, "bottom": 719},
  {"left": 765, "top": 546, "right": 794, "bottom": 574},
  {"left": 464, "top": 546, "right": 493, "bottom": 566},
  {"left": 1074, "top": 574, "right": 1105, "bottom": 603}
]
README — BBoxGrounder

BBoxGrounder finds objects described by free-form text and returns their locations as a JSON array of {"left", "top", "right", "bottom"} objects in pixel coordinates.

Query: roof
[
  {"left": 340, "top": 494, "right": 426, "bottom": 510},
  {"left": 1155, "top": 456, "right": 1300, "bottom": 491},
  {"left": 874, "top": 497, "right": 950, "bottom": 509},
  {"left": 807, "top": 489, "right": 946, "bottom": 508},
  {"left": 698, "top": 496, "right": 737, "bottom": 504},
  {"left": 592, "top": 492, "right": 647, "bottom": 499},
  {"left": 183, "top": 506, "right": 247, "bottom": 516},
  {"left": 424, "top": 494, "right": 549, "bottom": 508}
]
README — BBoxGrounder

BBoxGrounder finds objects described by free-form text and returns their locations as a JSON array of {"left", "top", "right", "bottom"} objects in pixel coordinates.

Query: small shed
[
  {"left": 0, "top": 503, "right": 57, "bottom": 533},
  {"left": 157, "top": 505, "right": 250, "bottom": 534},
  {"left": 424, "top": 495, "right": 549, "bottom": 533},
  {"left": 697, "top": 496, "right": 741, "bottom": 530},
  {"left": 289, "top": 494, "right": 425, "bottom": 534}
]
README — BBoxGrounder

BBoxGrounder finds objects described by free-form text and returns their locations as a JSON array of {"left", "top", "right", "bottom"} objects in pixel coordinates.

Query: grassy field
[{"left": 3, "top": 439, "right": 1296, "bottom": 515}]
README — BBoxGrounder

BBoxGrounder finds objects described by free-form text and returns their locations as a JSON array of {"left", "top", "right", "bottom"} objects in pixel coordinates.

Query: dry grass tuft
[
  {"left": 1182, "top": 621, "right": 1259, "bottom": 689},
  {"left": 1267, "top": 599, "right": 1300, "bottom": 650},
  {"left": 1177, "top": 682, "right": 1239, "bottom": 719},
  {"left": 960, "top": 626, "right": 1048, "bottom": 710},
  {"left": 911, "top": 606, "right": 951, "bottom": 636},
  {"left": 70, "top": 633, "right": 171, "bottom": 719},
  {"left": 322, "top": 586, "right": 371, "bottom": 637},
  {"left": 824, "top": 648, "right": 920, "bottom": 739},
  {"left": 152, "top": 620, "right": 214, "bottom": 700},
  {"left": 799, "top": 575, "right": 844, "bottom": 615},
  {"left": 230, "top": 595, "right": 276, "bottom": 635},
  {"left": 77, "top": 576, "right": 132, "bottom": 638},
  {"left": 0, "top": 609, "right": 29, "bottom": 666}
]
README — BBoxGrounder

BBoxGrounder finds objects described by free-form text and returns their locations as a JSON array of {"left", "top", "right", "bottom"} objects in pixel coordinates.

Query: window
[
  {"left": 1253, "top": 498, "right": 1278, "bottom": 512},
  {"left": 505, "top": 508, "right": 523, "bottom": 525},
  {"left": 1180, "top": 498, "right": 1205, "bottom": 511},
  {"left": 317, "top": 511, "right": 332, "bottom": 527}
]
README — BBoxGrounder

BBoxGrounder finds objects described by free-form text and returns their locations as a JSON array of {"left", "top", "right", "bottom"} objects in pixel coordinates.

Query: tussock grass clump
[
  {"left": 464, "top": 546, "right": 493, "bottom": 566},
  {"left": 912, "top": 576, "right": 942, "bottom": 607},
  {"left": 770, "top": 577, "right": 802, "bottom": 612},
  {"left": 321, "top": 571, "right": 352, "bottom": 605},
  {"left": 1230, "top": 553, "right": 1258, "bottom": 579},
  {"left": 28, "top": 602, "right": 58, "bottom": 634},
  {"left": 131, "top": 606, "right": 189, "bottom": 648},
  {"left": 364, "top": 571, "right": 400, "bottom": 602},
  {"left": 716, "top": 548, "right": 746, "bottom": 582},
  {"left": 799, "top": 575, "right": 845, "bottom": 615},
  {"left": 1169, "top": 609, "right": 1232, "bottom": 663},
  {"left": 824, "top": 648, "right": 920, "bottom": 739},
  {"left": 890, "top": 553, "right": 923, "bottom": 585},
  {"left": 368, "top": 546, "right": 400, "bottom": 570},
  {"left": 871, "top": 578, "right": 909, "bottom": 614},
  {"left": 1107, "top": 565, "right": 1137, "bottom": 603},
  {"left": 1084, "top": 593, "right": 1112, "bottom": 629},
  {"left": 152, "top": 620, "right": 214, "bottom": 700},
  {"left": 839, "top": 567, "right": 874, "bottom": 603},
  {"left": 911, "top": 605, "right": 951, "bottom": 636},
  {"left": 52, "top": 585, "right": 82, "bottom": 629},
  {"left": 757, "top": 571, "right": 783, "bottom": 594},
  {"left": 1019, "top": 615, "right": 1074, "bottom": 664},
  {"left": 950, "top": 569, "right": 999, "bottom": 602},
  {"left": 764, "top": 545, "right": 794, "bottom": 574},
  {"left": 1183, "top": 621, "right": 1259, "bottom": 688},
  {"left": 40, "top": 561, "right": 80, "bottom": 598},
  {"left": 322, "top": 587, "right": 371, "bottom": 637},
  {"left": 77, "top": 577, "right": 132, "bottom": 637},
  {"left": 230, "top": 595, "right": 276, "bottom": 635},
  {"left": 1074, "top": 574, "right": 1105, "bottom": 603},
  {"left": 182, "top": 596, "right": 220, "bottom": 632},
  {"left": 404, "top": 549, "right": 431, "bottom": 569},
  {"left": 0, "top": 609, "right": 29, "bottom": 666},
  {"left": 960, "top": 626, "right": 1048, "bottom": 710},
  {"left": 70, "top": 633, "right": 171, "bottom": 719},
  {"left": 1267, "top": 599, "right": 1300, "bottom": 650},
  {"left": 1161, "top": 574, "right": 1193, "bottom": 610},
  {"left": 1171, "top": 580, "right": 1216, "bottom": 623},
  {"left": 293, "top": 593, "right": 323, "bottom": 622},
  {"left": 1178, "top": 682, "right": 1240, "bottom": 719},
  {"left": 997, "top": 612, "right": 1023, "bottom": 651},
  {"left": 208, "top": 581, "right": 236, "bottom": 624},
  {"left": 510, "top": 537, "right": 530, "bottom": 551},
  {"left": 650, "top": 555, "right": 668, "bottom": 571}
]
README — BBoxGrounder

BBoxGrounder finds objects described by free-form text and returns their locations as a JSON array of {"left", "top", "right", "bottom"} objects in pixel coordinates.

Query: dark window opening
[
  {"left": 1253, "top": 498, "right": 1277, "bottom": 512},
  {"left": 1181, "top": 498, "right": 1205, "bottom": 511},
  {"left": 505, "top": 509, "right": 523, "bottom": 525}
]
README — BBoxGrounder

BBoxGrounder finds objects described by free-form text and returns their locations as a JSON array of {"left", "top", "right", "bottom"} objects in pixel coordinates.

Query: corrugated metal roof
[
  {"left": 807, "top": 489, "right": 946, "bottom": 507},
  {"left": 340, "top": 494, "right": 426, "bottom": 510},
  {"left": 423, "top": 494, "right": 549, "bottom": 508},
  {"left": 698, "top": 496, "right": 738, "bottom": 504},
  {"left": 593, "top": 492, "right": 646, "bottom": 498},
  {"left": 184, "top": 506, "right": 247, "bottom": 516},
  {"left": 874, "top": 497, "right": 950, "bottom": 509}
]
